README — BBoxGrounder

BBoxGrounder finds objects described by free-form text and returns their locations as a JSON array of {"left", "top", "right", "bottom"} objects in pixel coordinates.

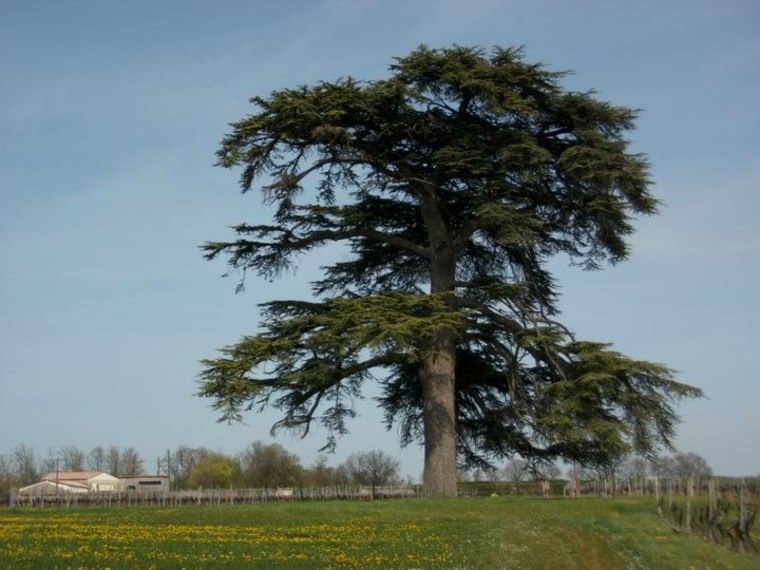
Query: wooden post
[
  {"left": 685, "top": 477, "right": 693, "bottom": 531},
  {"left": 738, "top": 479, "right": 747, "bottom": 553}
]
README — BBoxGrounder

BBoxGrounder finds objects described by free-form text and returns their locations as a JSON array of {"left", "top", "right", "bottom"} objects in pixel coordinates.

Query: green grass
[{"left": 1, "top": 497, "right": 757, "bottom": 569}]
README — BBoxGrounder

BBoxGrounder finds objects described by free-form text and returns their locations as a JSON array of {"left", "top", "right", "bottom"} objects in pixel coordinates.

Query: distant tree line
[
  {"left": 0, "top": 442, "right": 720, "bottom": 499},
  {"left": 0, "top": 444, "right": 145, "bottom": 494},
  {"left": 0, "top": 443, "right": 402, "bottom": 494},
  {"left": 458, "top": 451, "right": 716, "bottom": 484},
  {"left": 161, "top": 444, "right": 402, "bottom": 490}
]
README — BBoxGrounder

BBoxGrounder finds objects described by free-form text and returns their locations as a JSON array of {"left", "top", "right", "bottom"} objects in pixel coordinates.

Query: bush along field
[{"left": 2, "top": 496, "right": 759, "bottom": 569}]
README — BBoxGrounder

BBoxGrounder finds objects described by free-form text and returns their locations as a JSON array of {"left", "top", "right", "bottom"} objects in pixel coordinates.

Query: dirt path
[{"left": 569, "top": 528, "right": 633, "bottom": 570}]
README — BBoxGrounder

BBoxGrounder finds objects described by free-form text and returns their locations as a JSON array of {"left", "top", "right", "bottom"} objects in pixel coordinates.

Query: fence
[
  {"left": 8, "top": 484, "right": 424, "bottom": 508},
  {"left": 470, "top": 475, "right": 758, "bottom": 554},
  {"left": 6, "top": 476, "right": 757, "bottom": 553},
  {"left": 656, "top": 477, "right": 757, "bottom": 554}
]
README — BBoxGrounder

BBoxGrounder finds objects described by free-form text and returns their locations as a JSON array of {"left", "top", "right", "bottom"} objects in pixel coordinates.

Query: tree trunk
[
  {"left": 421, "top": 246, "right": 458, "bottom": 497},
  {"left": 421, "top": 327, "right": 458, "bottom": 496}
]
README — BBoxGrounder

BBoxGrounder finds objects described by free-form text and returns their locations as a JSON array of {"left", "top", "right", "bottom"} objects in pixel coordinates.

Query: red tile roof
[{"left": 41, "top": 471, "right": 105, "bottom": 481}]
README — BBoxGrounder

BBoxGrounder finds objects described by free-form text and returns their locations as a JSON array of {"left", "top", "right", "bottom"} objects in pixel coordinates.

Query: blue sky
[{"left": 1, "top": 0, "right": 758, "bottom": 479}]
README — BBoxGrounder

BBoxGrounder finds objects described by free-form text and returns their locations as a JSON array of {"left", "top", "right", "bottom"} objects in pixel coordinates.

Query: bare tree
[
  {"left": 167, "top": 446, "right": 207, "bottom": 489},
  {"left": 88, "top": 446, "right": 106, "bottom": 471},
  {"left": 501, "top": 459, "right": 529, "bottom": 482},
  {"left": 650, "top": 455, "right": 676, "bottom": 477},
  {"left": 332, "top": 463, "right": 351, "bottom": 487},
  {"left": 120, "top": 447, "right": 144, "bottom": 476},
  {"left": 12, "top": 444, "right": 38, "bottom": 485},
  {"left": 672, "top": 451, "right": 712, "bottom": 479},
  {"left": 566, "top": 463, "right": 584, "bottom": 481},
  {"left": 60, "top": 446, "right": 85, "bottom": 472},
  {"left": 341, "top": 450, "right": 400, "bottom": 495},
  {"left": 649, "top": 451, "right": 712, "bottom": 484},
  {"left": 619, "top": 456, "right": 649, "bottom": 479},
  {"left": 39, "top": 451, "right": 57, "bottom": 476},
  {"left": 0, "top": 455, "right": 12, "bottom": 495},
  {"left": 486, "top": 467, "right": 501, "bottom": 483},
  {"left": 106, "top": 446, "right": 121, "bottom": 476},
  {"left": 534, "top": 462, "right": 562, "bottom": 481},
  {"left": 302, "top": 455, "right": 335, "bottom": 487}
]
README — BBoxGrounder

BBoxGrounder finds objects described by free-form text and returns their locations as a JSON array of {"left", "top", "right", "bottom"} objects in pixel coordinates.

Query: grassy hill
[{"left": 1, "top": 496, "right": 757, "bottom": 568}]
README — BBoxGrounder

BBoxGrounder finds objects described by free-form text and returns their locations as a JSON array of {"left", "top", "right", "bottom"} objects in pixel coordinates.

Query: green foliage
[
  {"left": 238, "top": 441, "right": 303, "bottom": 488},
  {"left": 200, "top": 45, "right": 701, "bottom": 472},
  {"left": 186, "top": 453, "right": 240, "bottom": 489},
  {"left": 381, "top": 337, "right": 700, "bottom": 469},
  {"left": 199, "top": 293, "right": 463, "bottom": 449}
]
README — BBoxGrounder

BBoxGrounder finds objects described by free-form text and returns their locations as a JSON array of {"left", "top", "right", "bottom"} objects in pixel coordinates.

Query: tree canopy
[
  {"left": 187, "top": 453, "right": 240, "bottom": 489},
  {"left": 238, "top": 441, "right": 303, "bottom": 488},
  {"left": 199, "top": 45, "right": 702, "bottom": 496}
]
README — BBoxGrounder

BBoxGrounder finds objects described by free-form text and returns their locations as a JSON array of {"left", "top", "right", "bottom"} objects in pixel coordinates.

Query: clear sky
[{"left": 1, "top": 0, "right": 758, "bottom": 480}]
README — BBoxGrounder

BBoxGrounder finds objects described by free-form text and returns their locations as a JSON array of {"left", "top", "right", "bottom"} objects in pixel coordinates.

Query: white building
[
  {"left": 18, "top": 471, "right": 171, "bottom": 495},
  {"left": 19, "top": 471, "right": 120, "bottom": 495},
  {"left": 118, "top": 475, "right": 169, "bottom": 492}
]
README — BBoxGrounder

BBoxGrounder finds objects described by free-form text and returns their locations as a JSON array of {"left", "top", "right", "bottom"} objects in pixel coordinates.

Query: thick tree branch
[
  {"left": 268, "top": 353, "right": 401, "bottom": 437},
  {"left": 359, "top": 228, "right": 431, "bottom": 258}
]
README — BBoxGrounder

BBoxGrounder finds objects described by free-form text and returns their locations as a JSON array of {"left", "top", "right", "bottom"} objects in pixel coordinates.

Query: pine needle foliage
[{"left": 199, "top": 45, "right": 702, "bottom": 494}]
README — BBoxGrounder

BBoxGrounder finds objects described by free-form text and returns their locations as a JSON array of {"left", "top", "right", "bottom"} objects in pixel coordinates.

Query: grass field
[{"left": 1, "top": 496, "right": 757, "bottom": 569}]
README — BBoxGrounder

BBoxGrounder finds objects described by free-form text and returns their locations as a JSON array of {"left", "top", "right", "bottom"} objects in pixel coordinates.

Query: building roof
[
  {"left": 41, "top": 471, "right": 105, "bottom": 481},
  {"left": 118, "top": 475, "right": 169, "bottom": 480},
  {"left": 19, "top": 480, "right": 90, "bottom": 494}
]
